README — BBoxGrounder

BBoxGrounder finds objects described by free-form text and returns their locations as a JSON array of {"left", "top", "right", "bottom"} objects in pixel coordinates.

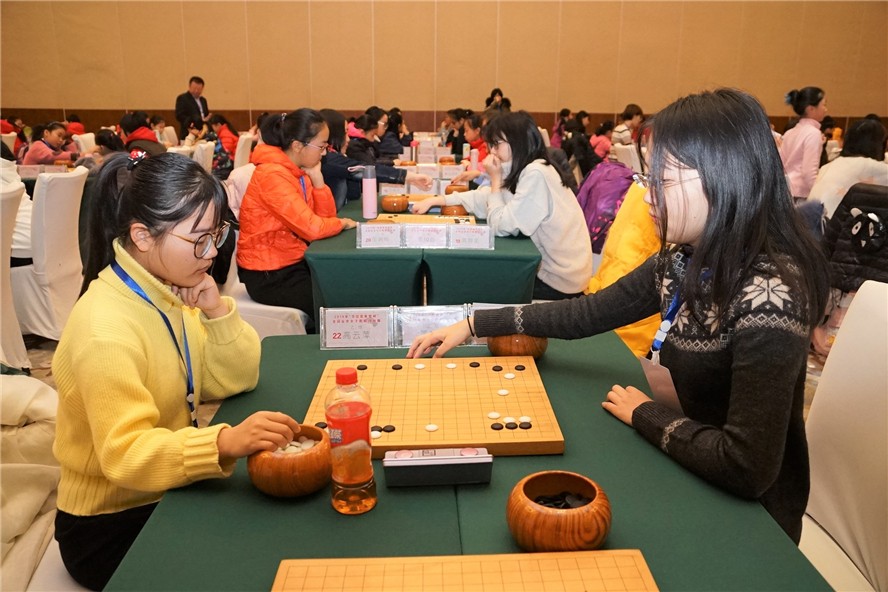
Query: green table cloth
[{"left": 107, "top": 334, "right": 829, "bottom": 591}]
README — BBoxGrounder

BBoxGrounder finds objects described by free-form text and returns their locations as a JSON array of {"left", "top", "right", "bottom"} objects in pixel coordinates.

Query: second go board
[{"left": 302, "top": 357, "right": 564, "bottom": 458}]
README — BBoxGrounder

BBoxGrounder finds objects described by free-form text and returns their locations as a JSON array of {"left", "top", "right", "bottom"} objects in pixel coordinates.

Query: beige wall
[{"left": 2, "top": 0, "right": 886, "bottom": 118}]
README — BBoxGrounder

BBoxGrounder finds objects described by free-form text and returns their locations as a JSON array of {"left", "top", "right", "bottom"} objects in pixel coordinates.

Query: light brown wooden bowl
[
  {"left": 398, "top": 160, "right": 416, "bottom": 166},
  {"left": 487, "top": 334, "right": 548, "bottom": 359},
  {"left": 506, "top": 471, "right": 611, "bottom": 552},
  {"left": 440, "top": 205, "right": 469, "bottom": 216},
  {"left": 438, "top": 156, "right": 456, "bottom": 165},
  {"left": 381, "top": 195, "right": 409, "bottom": 213},
  {"left": 247, "top": 424, "right": 332, "bottom": 497},
  {"left": 445, "top": 184, "right": 470, "bottom": 195}
]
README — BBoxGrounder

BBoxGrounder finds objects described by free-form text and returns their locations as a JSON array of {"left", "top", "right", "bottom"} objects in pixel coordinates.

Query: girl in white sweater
[{"left": 413, "top": 111, "right": 592, "bottom": 299}]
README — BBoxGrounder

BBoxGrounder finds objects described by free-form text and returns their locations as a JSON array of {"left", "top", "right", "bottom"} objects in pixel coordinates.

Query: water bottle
[
  {"left": 325, "top": 367, "right": 377, "bottom": 515},
  {"left": 362, "top": 165, "right": 378, "bottom": 220},
  {"left": 462, "top": 142, "right": 470, "bottom": 161},
  {"left": 470, "top": 148, "right": 479, "bottom": 170}
]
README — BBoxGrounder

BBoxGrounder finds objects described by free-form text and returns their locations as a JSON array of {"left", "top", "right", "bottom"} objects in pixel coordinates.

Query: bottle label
[{"left": 326, "top": 401, "right": 373, "bottom": 485}]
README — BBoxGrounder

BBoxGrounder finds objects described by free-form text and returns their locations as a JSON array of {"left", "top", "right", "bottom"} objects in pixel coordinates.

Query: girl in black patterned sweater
[{"left": 408, "top": 89, "right": 830, "bottom": 543}]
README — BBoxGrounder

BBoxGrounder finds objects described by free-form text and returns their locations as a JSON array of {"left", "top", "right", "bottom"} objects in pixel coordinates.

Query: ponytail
[{"left": 261, "top": 109, "right": 326, "bottom": 150}]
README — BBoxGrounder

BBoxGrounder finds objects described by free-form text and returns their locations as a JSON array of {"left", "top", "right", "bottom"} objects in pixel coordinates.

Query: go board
[
  {"left": 370, "top": 213, "right": 476, "bottom": 225},
  {"left": 302, "top": 358, "right": 564, "bottom": 458},
  {"left": 272, "top": 549, "right": 659, "bottom": 592}
]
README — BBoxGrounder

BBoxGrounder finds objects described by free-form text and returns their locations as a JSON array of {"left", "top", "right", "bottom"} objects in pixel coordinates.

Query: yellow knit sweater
[
  {"left": 585, "top": 182, "right": 662, "bottom": 357},
  {"left": 52, "top": 241, "right": 261, "bottom": 516}
]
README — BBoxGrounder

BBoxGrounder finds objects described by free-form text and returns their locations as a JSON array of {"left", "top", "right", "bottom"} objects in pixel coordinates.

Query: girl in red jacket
[{"left": 236, "top": 109, "right": 357, "bottom": 332}]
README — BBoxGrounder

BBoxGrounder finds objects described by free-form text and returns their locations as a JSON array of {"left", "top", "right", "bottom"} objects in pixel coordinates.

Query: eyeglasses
[
  {"left": 487, "top": 140, "right": 507, "bottom": 150},
  {"left": 377, "top": 120, "right": 388, "bottom": 128},
  {"left": 169, "top": 221, "right": 230, "bottom": 259},
  {"left": 633, "top": 173, "right": 649, "bottom": 188},
  {"left": 303, "top": 141, "right": 330, "bottom": 153}
]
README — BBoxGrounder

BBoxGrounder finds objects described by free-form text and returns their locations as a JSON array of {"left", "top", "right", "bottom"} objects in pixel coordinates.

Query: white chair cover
[
  {"left": 1, "top": 183, "right": 30, "bottom": 370},
  {"left": 162, "top": 126, "right": 179, "bottom": 147},
  {"left": 538, "top": 127, "right": 551, "bottom": 148},
  {"left": 191, "top": 141, "right": 214, "bottom": 173},
  {"left": 232, "top": 134, "right": 254, "bottom": 170},
  {"left": 1, "top": 132, "right": 17, "bottom": 153},
  {"left": 71, "top": 133, "right": 95, "bottom": 155},
  {"left": 612, "top": 144, "right": 642, "bottom": 173},
  {"left": 218, "top": 231, "right": 308, "bottom": 339},
  {"left": 800, "top": 280, "right": 887, "bottom": 591},
  {"left": 10, "top": 167, "right": 88, "bottom": 341}
]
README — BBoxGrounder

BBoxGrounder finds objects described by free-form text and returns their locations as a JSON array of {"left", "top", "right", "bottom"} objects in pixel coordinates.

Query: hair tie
[
  {"left": 127, "top": 149, "right": 148, "bottom": 170},
  {"left": 281, "top": 113, "right": 287, "bottom": 123}
]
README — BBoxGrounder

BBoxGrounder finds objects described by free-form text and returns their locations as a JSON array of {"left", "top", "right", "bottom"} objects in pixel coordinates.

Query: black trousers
[
  {"left": 238, "top": 260, "right": 316, "bottom": 333},
  {"left": 533, "top": 276, "right": 584, "bottom": 301},
  {"left": 55, "top": 502, "right": 158, "bottom": 591}
]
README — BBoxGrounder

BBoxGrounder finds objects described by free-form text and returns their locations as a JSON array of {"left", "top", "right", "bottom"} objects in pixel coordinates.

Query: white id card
[{"left": 638, "top": 353, "right": 683, "bottom": 413}]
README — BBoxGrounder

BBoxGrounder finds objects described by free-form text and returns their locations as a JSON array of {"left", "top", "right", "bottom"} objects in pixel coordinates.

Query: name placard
[
  {"left": 320, "top": 307, "right": 392, "bottom": 349},
  {"left": 357, "top": 223, "right": 402, "bottom": 248},
  {"left": 395, "top": 305, "right": 468, "bottom": 347},
  {"left": 404, "top": 224, "right": 448, "bottom": 248},
  {"left": 450, "top": 225, "right": 493, "bottom": 250}
]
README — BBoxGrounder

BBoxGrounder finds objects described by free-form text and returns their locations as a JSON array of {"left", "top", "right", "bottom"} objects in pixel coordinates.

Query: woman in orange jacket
[
  {"left": 209, "top": 114, "right": 240, "bottom": 160},
  {"left": 237, "top": 109, "right": 357, "bottom": 332}
]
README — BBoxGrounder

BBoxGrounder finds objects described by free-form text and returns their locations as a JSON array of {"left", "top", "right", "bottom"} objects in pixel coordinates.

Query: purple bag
[{"left": 575, "top": 161, "right": 634, "bottom": 253}]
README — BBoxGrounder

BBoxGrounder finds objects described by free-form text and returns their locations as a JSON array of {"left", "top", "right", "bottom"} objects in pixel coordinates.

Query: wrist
[{"left": 204, "top": 300, "right": 230, "bottom": 319}]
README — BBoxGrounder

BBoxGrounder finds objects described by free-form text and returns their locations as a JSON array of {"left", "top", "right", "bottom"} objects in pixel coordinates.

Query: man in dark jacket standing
[{"left": 175, "top": 76, "right": 209, "bottom": 140}]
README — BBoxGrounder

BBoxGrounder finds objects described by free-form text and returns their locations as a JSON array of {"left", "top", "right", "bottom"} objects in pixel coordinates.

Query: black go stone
[
  {"left": 534, "top": 491, "right": 592, "bottom": 509},
  {"left": 515, "top": 365, "right": 526, "bottom": 371},
  {"left": 492, "top": 365, "right": 503, "bottom": 372},
  {"left": 505, "top": 422, "right": 518, "bottom": 430},
  {"left": 371, "top": 425, "right": 383, "bottom": 432},
  {"left": 469, "top": 362, "right": 480, "bottom": 368},
  {"left": 314, "top": 422, "right": 328, "bottom": 429},
  {"left": 490, "top": 422, "right": 504, "bottom": 431},
  {"left": 519, "top": 422, "right": 532, "bottom": 430},
  {"left": 392, "top": 364, "right": 403, "bottom": 370},
  {"left": 382, "top": 425, "right": 396, "bottom": 433},
  {"left": 357, "top": 364, "right": 368, "bottom": 370}
]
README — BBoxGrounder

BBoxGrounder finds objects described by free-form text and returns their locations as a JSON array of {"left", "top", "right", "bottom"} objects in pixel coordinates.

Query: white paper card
[
  {"left": 16, "top": 165, "right": 41, "bottom": 179},
  {"left": 404, "top": 224, "right": 448, "bottom": 248},
  {"left": 320, "top": 307, "right": 392, "bottom": 349},
  {"left": 357, "top": 223, "right": 402, "bottom": 248},
  {"left": 449, "top": 224, "right": 493, "bottom": 249},
  {"left": 378, "top": 183, "right": 407, "bottom": 195},
  {"left": 395, "top": 305, "right": 468, "bottom": 347}
]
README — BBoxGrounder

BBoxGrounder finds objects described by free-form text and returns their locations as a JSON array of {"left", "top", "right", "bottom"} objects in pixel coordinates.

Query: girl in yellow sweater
[{"left": 52, "top": 151, "right": 300, "bottom": 590}]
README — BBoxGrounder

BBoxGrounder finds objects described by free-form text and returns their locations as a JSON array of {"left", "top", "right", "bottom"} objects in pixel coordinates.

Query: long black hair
[
  {"left": 319, "top": 109, "right": 346, "bottom": 152},
  {"left": 647, "top": 88, "right": 829, "bottom": 328},
  {"left": 260, "top": 109, "right": 326, "bottom": 150},
  {"left": 81, "top": 152, "right": 225, "bottom": 295},
  {"left": 482, "top": 111, "right": 573, "bottom": 193},
  {"left": 208, "top": 113, "right": 238, "bottom": 136},
  {"left": 785, "top": 87, "right": 825, "bottom": 117}
]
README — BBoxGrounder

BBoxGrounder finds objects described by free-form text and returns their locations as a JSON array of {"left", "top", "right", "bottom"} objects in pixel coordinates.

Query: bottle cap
[{"left": 335, "top": 367, "right": 358, "bottom": 385}]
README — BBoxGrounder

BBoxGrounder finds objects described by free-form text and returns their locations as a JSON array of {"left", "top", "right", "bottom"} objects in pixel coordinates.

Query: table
[
  {"left": 304, "top": 201, "right": 542, "bottom": 318},
  {"left": 106, "top": 334, "right": 829, "bottom": 591}
]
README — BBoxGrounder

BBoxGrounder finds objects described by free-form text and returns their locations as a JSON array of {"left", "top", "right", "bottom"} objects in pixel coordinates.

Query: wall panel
[{"left": 1, "top": 1, "right": 885, "bottom": 121}]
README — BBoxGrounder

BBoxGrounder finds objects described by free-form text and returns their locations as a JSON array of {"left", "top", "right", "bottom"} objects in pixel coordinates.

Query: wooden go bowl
[
  {"left": 381, "top": 195, "right": 410, "bottom": 213},
  {"left": 440, "top": 205, "right": 469, "bottom": 216},
  {"left": 438, "top": 156, "right": 456, "bottom": 165},
  {"left": 486, "top": 334, "right": 548, "bottom": 359},
  {"left": 247, "top": 424, "right": 332, "bottom": 497},
  {"left": 506, "top": 471, "right": 612, "bottom": 552},
  {"left": 445, "top": 184, "right": 470, "bottom": 195}
]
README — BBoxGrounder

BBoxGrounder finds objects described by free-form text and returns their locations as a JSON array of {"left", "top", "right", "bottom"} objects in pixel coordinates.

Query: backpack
[{"left": 575, "top": 161, "right": 635, "bottom": 253}]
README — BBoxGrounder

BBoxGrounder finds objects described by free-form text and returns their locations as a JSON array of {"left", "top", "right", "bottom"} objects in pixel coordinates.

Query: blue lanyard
[
  {"left": 299, "top": 176, "right": 307, "bottom": 202},
  {"left": 111, "top": 261, "right": 198, "bottom": 427},
  {"left": 650, "top": 288, "right": 684, "bottom": 354}
]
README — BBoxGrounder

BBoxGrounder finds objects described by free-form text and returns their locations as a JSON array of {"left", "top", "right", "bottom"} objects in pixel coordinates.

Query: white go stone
[
  {"left": 504, "top": 373, "right": 516, "bottom": 380},
  {"left": 446, "top": 363, "right": 457, "bottom": 369},
  {"left": 503, "top": 417, "right": 516, "bottom": 424},
  {"left": 370, "top": 431, "right": 382, "bottom": 439},
  {"left": 497, "top": 389, "right": 510, "bottom": 396},
  {"left": 415, "top": 363, "right": 426, "bottom": 370},
  {"left": 299, "top": 439, "right": 315, "bottom": 450},
  {"left": 519, "top": 416, "right": 532, "bottom": 423},
  {"left": 425, "top": 424, "right": 439, "bottom": 432},
  {"left": 487, "top": 411, "right": 501, "bottom": 419}
]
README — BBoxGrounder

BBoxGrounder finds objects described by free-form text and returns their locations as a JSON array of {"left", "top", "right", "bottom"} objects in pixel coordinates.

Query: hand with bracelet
[{"left": 407, "top": 317, "right": 475, "bottom": 358}]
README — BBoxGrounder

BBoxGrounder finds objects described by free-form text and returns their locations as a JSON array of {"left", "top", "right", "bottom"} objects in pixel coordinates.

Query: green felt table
[
  {"left": 304, "top": 201, "right": 541, "bottom": 320},
  {"left": 106, "top": 334, "right": 829, "bottom": 592}
]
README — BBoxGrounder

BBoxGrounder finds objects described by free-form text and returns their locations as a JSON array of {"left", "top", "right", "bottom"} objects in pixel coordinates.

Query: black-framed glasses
[
  {"left": 169, "top": 221, "right": 230, "bottom": 259},
  {"left": 633, "top": 173, "right": 649, "bottom": 188}
]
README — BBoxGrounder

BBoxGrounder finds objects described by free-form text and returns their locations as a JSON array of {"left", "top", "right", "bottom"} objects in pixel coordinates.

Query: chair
[
  {"left": 1, "top": 132, "right": 17, "bottom": 153},
  {"left": 823, "top": 183, "right": 888, "bottom": 294},
  {"left": 538, "top": 127, "right": 551, "bottom": 147},
  {"left": 612, "top": 143, "right": 642, "bottom": 173},
  {"left": 10, "top": 167, "right": 88, "bottom": 341},
  {"left": 799, "top": 280, "right": 887, "bottom": 592},
  {"left": 162, "top": 125, "right": 179, "bottom": 147},
  {"left": 218, "top": 231, "right": 308, "bottom": 339},
  {"left": 26, "top": 539, "right": 89, "bottom": 591},
  {"left": 191, "top": 141, "right": 214, "bottom": 173},
  {"left": 71, "top": 133, "right": 95, "bottom": 155},
  {"left": 232, "top": 133, "right": 254, "bottom": 170},
  {"left": 1, "top": 183, "right": 30, "bottom": 370}
]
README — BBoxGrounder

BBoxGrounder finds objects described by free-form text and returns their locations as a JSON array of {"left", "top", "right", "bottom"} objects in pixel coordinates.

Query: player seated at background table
[
  {"left": 54, "top": 152, "right": 300, "bottom": 590},
  {"left": 412, "top": 111, "right": 593, "bottom": 300},
  {"left": 319, "top": 109, "right": 432, "bottom": 211},
  {"left": 237, "top": 109, "right": 357, "bottom": 332},
  {"left": 408, "top": 88, "right": 830, "bottom": 544}
]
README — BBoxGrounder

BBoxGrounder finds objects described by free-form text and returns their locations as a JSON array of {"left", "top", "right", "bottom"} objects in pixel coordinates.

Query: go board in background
[
  {"left": 272, "top": 549, "right": 659, "bottom": 592},
  {"left": 302, "top": 357, "right": 564, "bottom": 458}
]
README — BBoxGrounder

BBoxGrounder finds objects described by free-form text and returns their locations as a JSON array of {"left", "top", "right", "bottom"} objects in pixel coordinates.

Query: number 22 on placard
[{"left": 332, "top": 332, "right": 342, "bottom": 339}]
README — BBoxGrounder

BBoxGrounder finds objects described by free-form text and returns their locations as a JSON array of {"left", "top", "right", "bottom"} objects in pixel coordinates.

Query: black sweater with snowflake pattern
[{"left": 474, "top": 248, "right": 811, "bottom": 543}]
